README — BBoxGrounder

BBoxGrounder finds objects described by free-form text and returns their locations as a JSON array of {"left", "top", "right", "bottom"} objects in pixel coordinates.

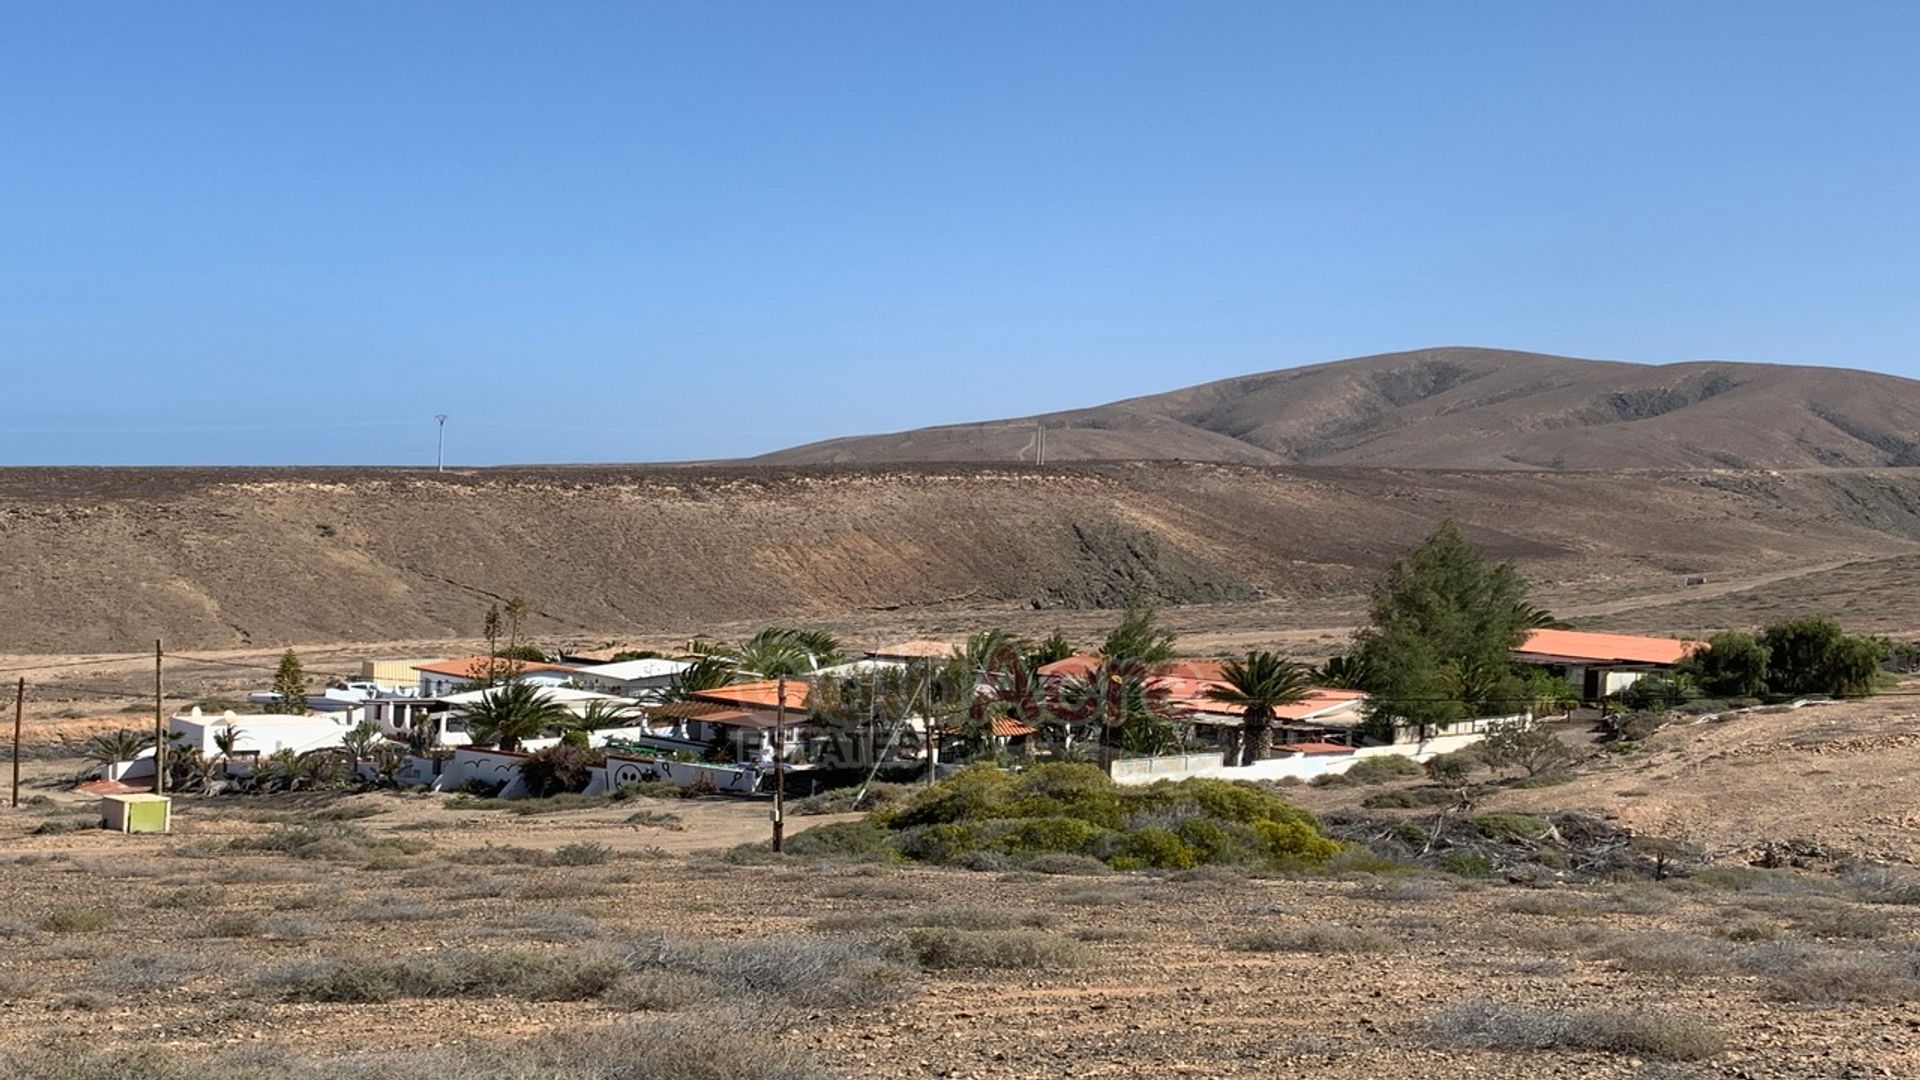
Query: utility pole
[
  {"left": 152, "top": 640, "right": 165, "bottom": 795},
  {"left": 1036, "top": 421, "right": 1045, "bottom": 466},
  {"left": 11, "top": 678, "right": 23, "bottom": 808},
  {"left": 923, "top": 667, "right": 938, "bottom": 785},
  {"left": 771, "top": 675, "right": 787, "bottom": 853},
  {"left": 435, "top": 414, "right": 449, "bottom": 472}
]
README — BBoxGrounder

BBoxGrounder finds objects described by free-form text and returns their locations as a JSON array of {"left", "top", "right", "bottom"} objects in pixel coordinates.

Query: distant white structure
[
  {"left": 569, "top": 658, "right": 691, "bottom": 700},
  {"left": 168, "top": 707, "right": 359, "bottom": 758}
]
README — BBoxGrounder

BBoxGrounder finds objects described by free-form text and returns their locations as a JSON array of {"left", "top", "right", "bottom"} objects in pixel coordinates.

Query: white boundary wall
[{"left": 1109, "top": 730, "right": 1495, "bottom": 786}]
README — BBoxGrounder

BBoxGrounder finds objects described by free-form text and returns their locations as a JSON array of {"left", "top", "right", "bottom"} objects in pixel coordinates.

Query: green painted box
[{"left": 101, "top": 793, "right": 170, "bottom": 833}]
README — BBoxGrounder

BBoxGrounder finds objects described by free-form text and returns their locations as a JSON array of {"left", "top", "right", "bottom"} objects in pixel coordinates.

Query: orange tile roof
[
  {"left": 1179, "top": 687, "right": 1363, "bottom": 720},
  {"left": 412, "top": 656, "right": 579, "bottom": 679},
  {"left": 1036, "top": 653, "right": 1103, "bottom": 679},
  {"left": 1515, "top": 629, "right": 1696, "bottom": 667},
  {"left": 938, "top": 716, "right": 1040, "bottom": 738},
  {"left": 689, "top": 679, "right": 812, "bottom": 711}
]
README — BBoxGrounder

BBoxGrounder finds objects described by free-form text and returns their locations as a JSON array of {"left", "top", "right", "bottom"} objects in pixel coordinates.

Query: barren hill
[
  {"left": 7, "top": 463, "right": 1920, "bottom": 653},
  {"left": 758, "top": 347, "right": 1920, "bottom": 470}
]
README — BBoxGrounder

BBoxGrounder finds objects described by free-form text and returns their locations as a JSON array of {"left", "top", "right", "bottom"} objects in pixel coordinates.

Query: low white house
[
  {"left": 423, "top": 685, "right": 637, "bottom": 747},
  {"left": 411, "top": 657, "right": 581, "bottom": 698},
  {"left": 168, "top": 707, "right": 359, "bottom": 758},
  {"left": 568, "top": 658, "right": 690, "bottom": 700},
  {"left": 1513, "top": 629, "right": 1696, "bottom": 700}
]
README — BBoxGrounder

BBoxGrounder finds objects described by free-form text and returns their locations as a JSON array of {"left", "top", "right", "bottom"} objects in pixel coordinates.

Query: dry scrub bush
[
  {"left": 1590, "top": 931, "right": 1738, "bottom": 977},
  {"left": 888, "top": 927, "right": 1093, "bottom": 971},
  {"left": 814, "top": 905, "right": 1055, "bottom": 934},
  {"left": 0, "top": 1020, "right": 831, "bottom": 1080},
  {"left": 1429, "top": 1000, "right": 1724, "bottom": 1061},
  {"left": 634, "top": 936, "right": 916, "bottom": 1009},
  {"left": 38, "top": 908, "right": 111, "bottom": 934},
  {"left": 1742, "top": 944, "right": 1920, "bottom": 1004},
  {"left": 816, "top": 878, "right": 929, "bottom": 902},
  {"left": 1232, "top": 926, "right": 1392, "bottom": 954},
  {"left": 267, "top": 949, "right": 627, "bottom": 1004}
]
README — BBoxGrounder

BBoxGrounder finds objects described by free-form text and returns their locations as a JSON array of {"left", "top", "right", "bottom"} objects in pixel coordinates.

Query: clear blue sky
[{"left": 4, "top": 2, "right": 1917, "bottom": 466}]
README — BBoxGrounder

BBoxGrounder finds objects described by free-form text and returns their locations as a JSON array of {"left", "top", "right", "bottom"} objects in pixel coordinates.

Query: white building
[
  {"left": 568, "top": 658, "right": 691, "bottom": 700},
  {"left": 411, "top": 657, "right": 581, "bottom": 698},
  {"left": 168, "top": 707, "right": 360, "bottom": 758}
]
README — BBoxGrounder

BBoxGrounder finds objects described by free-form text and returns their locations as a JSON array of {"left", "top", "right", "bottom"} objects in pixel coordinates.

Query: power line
[{"left": 0, "top": 654, "right": 149, "bottom": 676}]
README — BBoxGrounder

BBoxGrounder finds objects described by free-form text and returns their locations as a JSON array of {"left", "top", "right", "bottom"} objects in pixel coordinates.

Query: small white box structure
[{"left": 101, "top": 793, "right": 171, "bottom": 834}]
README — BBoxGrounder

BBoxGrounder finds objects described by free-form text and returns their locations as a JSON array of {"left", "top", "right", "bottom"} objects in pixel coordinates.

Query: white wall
[{"left": 1109, "top": 731, "right": 1491, "bottom": 786}]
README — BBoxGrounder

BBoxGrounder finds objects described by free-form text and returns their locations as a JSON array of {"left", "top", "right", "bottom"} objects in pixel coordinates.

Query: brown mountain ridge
[{"left": 757, "top": 347, "right": 1920, "bottom": 470}]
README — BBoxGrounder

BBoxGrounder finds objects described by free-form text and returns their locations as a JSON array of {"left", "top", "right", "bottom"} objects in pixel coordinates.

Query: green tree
[
  {"left": 460, "top": 682, "right": 575, "bottom": 751},
  {"left": 1026, "top": 631, "right": 1075, "bottom": 669},
  {"left": 1761, "top": 616, "right": 1887, "bottom": 697},
  {"left": 1102, "top": 600, "right": 1177, "bottom": 668},
  {"left": 1682, "top": 631, "right": 1769, "bottom": 698},
  {"left": 1205, "top": 651, "right": 1312, "bottom": 766},
  {"left": 1352, "top": 521, "right": 1533, "bottom": 738},
  {"left": 270, "top": 649, "right": 307, "bottom": 715},
  {"left": 724, "top": 626, "right": 844, "bottom": 679},
  {"left": 1477, "top": 720, "right": 1575, "bottom": 777}
]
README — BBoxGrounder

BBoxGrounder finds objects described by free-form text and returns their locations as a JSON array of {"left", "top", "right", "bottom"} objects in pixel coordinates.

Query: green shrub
[
  {"left": 553, "top": 842, "right": 614, "bottom": 866},
  {"left": 783, "top": 820, "right": 901, "bottom": 863},
  {"left": 1341, "top": 755, "right": 1424, "bottom": 784},
  {"left": 1472, "top": 813, "right": 1551, "bottom": 841},
  {"left": 520, "top": 745, "right": 605, "bottom": 798},
  {"left": 843, "top": 763, "right": 1336, "bottom": 873}
]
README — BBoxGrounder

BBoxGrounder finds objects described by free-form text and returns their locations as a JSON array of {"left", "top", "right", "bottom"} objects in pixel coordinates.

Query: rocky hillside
[
  {"left": 6, "top": 464, "right": 1920, "bottom": 652},
  {"left": 758, "top": 347, "right": 1920, "bottom": 470}
]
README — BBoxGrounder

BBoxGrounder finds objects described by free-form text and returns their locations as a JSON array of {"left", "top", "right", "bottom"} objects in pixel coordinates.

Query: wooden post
[
  {"left": 11, "top": 677, "right": 22, "bottom": 808},
  {"left": 152, "top": 639, "right": 165, "bottom": 795},
  {"left": 771, "top": 675, "right": 786, "bottom": 853}
]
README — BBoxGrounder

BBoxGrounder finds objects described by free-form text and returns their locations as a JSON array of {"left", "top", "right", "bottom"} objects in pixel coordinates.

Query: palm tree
[
  {"left": 76, "top": 729, "right": 154, "bottom": 772},
  {"left": 662, "top": 654, "right": 738, "bottom": 702},
  {"left": 1313, "top": 653, "right": 1372, "bottom": 691},
  {"left": 571, "top": 699, "right": 641, "bottom": 732},
  {"left": 962, "top": 629, "right": 1030, "bottom": 672},
  {"left": 1206, "top": 651, "right": 1312, "bottom": 766},
  {"left": 731, "top": 627, "right": 843, "bottom": 678},
  {"left": 1101, "top": 600, "right": 1177, "bottom": 669},
  {"left": 1059, "top": 660, "right": 1181, "bottom": 765},
  {"left": 210, "top": 724, "right": 244, "bottom": 777},
  {"left": 460, "top": 682, "right": 575, "bottom": 751}
]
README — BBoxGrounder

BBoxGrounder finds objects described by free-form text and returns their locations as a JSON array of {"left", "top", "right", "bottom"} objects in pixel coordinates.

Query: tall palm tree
[
  {"left": 460, "top": 682, "right": 575, "bottom": 751},
  {"left": 662, "top": 654, "right": 739, "bottom": 702},
  {"left": 1206, "top": 651, "right": 1312, "bottom": 766},
  {"left": 731, "top": 626, "right": 843, "bottom": 678}
]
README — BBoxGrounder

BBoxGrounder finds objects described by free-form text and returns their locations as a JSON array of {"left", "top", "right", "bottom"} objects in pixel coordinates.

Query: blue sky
[{"left": 4, "top": 2, "right": 1917, "bottom": 465}]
